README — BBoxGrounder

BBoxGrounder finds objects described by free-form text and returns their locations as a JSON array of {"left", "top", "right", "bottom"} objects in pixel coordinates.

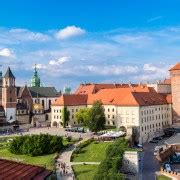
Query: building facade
[{"left": 51, "top": 85, "right": 172, "bottom": 143}]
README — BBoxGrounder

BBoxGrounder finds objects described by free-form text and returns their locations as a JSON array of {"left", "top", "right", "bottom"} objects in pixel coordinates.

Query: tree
[
  {"left": 62, "top": 107, "right": 70, "bottom": 128},
  {"left": 75, "top": 100, "right": 106, "bottom": 132},
  {"left": 88, "top": 100, "right": 106, "bottom": 132},
  {"left": 75, "top": 108, "right": 91, "bottom": 125}
]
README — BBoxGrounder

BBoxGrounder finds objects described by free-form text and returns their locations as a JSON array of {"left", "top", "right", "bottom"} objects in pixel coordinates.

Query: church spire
[{"left": 31, "top": 64, "right": 41, "bottom": 87}]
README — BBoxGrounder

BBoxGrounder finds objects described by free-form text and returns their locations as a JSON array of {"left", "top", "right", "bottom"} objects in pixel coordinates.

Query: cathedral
[{"left": 0, "top": 66, "right": 60, "bottom": 126}]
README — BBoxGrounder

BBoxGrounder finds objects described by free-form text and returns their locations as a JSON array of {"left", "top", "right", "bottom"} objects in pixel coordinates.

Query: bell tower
[
  {"left": 169, "top": 63, "right": 180, "bottom": 125},
  {"left": 2, "top": 67, "right": 17, "bottom": 122},
  {"left": 31, "top": 64, "right": 41, "bottom": 87}
]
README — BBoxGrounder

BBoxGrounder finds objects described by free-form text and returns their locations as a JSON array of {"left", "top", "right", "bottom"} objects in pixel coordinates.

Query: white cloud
[
  {"left": 0, "top": 48, "right": 14, "bottom": 58},
  {"left": 55, "top": 26, "right": 86, "bottom": 40},
  {"left": 49, "top": 56, "right": 70, "bottom": 65},
  {"left": 147, "top": 16, "right": 163, "bottom": 22},
  {"left": 35, "top": 64, "right": 47, "bottom": 69},
  {"left": 143, "top": 63, "right": 157, "bottom": 72}
]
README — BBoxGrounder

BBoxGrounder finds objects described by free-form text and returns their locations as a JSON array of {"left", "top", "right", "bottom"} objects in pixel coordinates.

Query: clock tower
[{"left": 2, "top": 67, "right": 17, "bottom": 122}]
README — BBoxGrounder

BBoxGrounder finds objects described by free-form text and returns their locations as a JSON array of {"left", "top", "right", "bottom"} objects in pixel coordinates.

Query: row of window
[
  {"left": 141, "top": 121, "right": 169, "bottom": 132},
  {"left": 120, "top": 117, "right": 135, "bottom": 124},
  {"left": 107, "top": 115, "right": 115, "bottom": 119},
  {"left": 105, "top": 108, "right": 115, "bottom": 112},
  {"left": 141, "top": 113, "right": 170, "bottom": 123},
  {"left": 141, "top": 107, "right": 170, "bottom": 116},
  {"left": 118, "top": 110, "right": 135, "bottom": 115}
]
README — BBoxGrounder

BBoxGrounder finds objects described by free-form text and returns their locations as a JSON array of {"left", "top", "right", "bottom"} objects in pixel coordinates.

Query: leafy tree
[
  {"left": 75, "top": 108, "right": 91, "bottom": 124},
  {"left": 75, "top": 100, "right": 106, "bottom": 132},
  {"left": 62, "top": 106, "right": 70, "bottom": 128},
  {"left": 88, "top": 100, "right": 106, "bottom": 132}
]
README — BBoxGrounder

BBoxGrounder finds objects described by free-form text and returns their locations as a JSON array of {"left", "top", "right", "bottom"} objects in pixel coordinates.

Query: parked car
[
  {"left": 149, "top": 139, "right": 158, "bottom": 143},
  {"left": 164, "top": 163, "right": 171, "bottom": 172}
]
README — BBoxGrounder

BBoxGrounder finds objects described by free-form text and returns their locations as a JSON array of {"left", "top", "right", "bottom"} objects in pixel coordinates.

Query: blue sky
[{"left": 0, "top": 0, "right": 180, "bottom": 90}]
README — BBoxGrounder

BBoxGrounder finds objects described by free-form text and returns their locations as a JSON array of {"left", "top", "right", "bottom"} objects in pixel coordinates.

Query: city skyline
[{"left": 0, "top": 0, "right": 180, "bottom": 90}]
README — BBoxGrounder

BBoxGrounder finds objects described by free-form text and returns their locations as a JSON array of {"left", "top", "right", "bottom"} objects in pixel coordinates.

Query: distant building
[{"left": 0, "top": 66, "right": 60, "bottom": 126}]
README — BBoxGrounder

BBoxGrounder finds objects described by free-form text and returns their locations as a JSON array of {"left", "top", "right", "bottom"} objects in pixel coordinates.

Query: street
[{"left": 142, "top": 138, "right": 169, "bottom": 180}]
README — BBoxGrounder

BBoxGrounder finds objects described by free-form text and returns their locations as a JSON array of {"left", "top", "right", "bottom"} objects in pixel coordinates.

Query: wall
[
  {"left": 170, "top": 69, "right": 180, "bottom": 125},
  {"left": 16, "top": 114, "right": 30, "bottom": 124},
  {"left": 139, "top": 104, "right": 172, "bottom": 143},
  {"left": 121, "top": 151, "right": 140, "bottom": 180}
]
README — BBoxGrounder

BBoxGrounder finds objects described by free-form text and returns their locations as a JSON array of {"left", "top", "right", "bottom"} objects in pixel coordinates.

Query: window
[
  {"left": 42, "top": 100, "right": 44, "bottom": 107},
  {"left": 126, "top": 118, "right": 129, "bottom": 123},
  {"left": 108, "top": 115, "right": 110, "bottom": 118},
  {"left": 72, "top": 109, "right": 74, "bottom": 112},
  {"left": 72, "top": 115, "right": 74, "bottom": 119},
  {"left": 112, "top": 108, "right": 114, "bottom": 112},
  {"left": 112, "top": 115, "right": 115, "bottom": 119},
  {"left": 49, "top": 100, "right": 51, "bottom": 109},
  {"left": 132, "top": 118, "right": 135, "bottom": 123},
  {"left": 142, "top": 127, "right": 143, "bottom": 131},
  {"left": 108, "top": 108, "right": 110, "bottom": 112}
]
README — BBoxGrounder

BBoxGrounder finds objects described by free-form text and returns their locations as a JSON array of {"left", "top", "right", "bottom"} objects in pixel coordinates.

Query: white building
[{"left": 51, "top": 84, "right": 172, "bottom": 144}]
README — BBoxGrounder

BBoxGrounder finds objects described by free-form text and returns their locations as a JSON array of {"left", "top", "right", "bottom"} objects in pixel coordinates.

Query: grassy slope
[
  {"left": 73, "top": 165, "right": 98, "bottom": 180},
  {"left": 73, "top": 141, "right": 112, "bottom": 162}
]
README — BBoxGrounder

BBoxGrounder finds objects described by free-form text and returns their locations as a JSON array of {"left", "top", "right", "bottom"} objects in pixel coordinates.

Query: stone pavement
[{"left": 55, "top": 138, "right": 95, "bottom": 180}]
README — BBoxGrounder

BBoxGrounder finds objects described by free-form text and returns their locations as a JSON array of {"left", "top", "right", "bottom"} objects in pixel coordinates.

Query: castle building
[
  {"left": 2, "top": 67, "right": 17, "bottom": 123},
  {"left": 51, "top": 85, "right": 172, "bottom": 143},
  {"left": 169, "top": 63, "right": 180, "bottom": 125},
  {"left": 0, "top": 66, "right": 60, "bottom": 126}
]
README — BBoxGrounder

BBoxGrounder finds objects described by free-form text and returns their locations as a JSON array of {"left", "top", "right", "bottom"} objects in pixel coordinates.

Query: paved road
[
  {"left": 142, "top": 138, "right": 169, "bottom": 180},
  {"left": 24, "top": 127, "right": 93, "bottom": 139}
]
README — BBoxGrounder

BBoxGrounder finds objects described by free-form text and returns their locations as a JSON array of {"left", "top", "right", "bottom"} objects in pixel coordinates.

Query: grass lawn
[
  {"left": 157, "top": 175, "right": 172, "bottom": 180},
  {"left": 0, "top": 136, "right": 76, "bottom": 170},
  {"left": 0, "top": 147, "right": 55, "bottom": 170},
  {"left": 73, "top": 141, "right": 112, "bottom": 162},
  {"left": 73, "top": 164, "right": 98, "bottom": 180}
]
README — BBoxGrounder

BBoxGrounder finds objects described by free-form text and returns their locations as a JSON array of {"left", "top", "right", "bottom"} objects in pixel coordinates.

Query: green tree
[
  {"left": 75, "top": 100, "right": 106, "bottom": 132},
  {"left": 62, "top": 106, "right": 70, "bottom": 128},
  {"left": 88, "top": 100, "right": 106, "bottom": 132},
  {"left": 75, "top": 108, "right": 91, "bottom": 125}
]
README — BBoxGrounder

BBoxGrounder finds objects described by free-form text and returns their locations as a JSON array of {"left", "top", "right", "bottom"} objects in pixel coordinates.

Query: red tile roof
[
  {"left": 53, "top": 86, "right": 171, "bottom": 107},
  {"left": 75, "top": 83, "right": 146, "bottom": 94},
  {"left": 53, "top": 94, "right": 88, "bottom": 106},
  {"left": 169, "top": 63, "right": 180, "bottom": 71},
  {"left": 0, "top": 158, "right": 52, "bottom": 180}
]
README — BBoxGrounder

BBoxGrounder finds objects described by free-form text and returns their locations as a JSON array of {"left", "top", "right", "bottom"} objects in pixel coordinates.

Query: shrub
[{"left": 9, "top": 134, "right": 64, "bottom": 156}]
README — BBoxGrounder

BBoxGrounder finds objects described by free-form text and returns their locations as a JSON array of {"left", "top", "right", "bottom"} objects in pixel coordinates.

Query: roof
[
  {"left": 165, "top": 134, "right": 180, "bottom": 145},
  {"left": 28, "top": 87, "right": 59, "bottom": 98},
  {"left": 75, "top": 83, "right": 146, "bottom": 94},
  {"left": 169, "top": 63, "right": 180, "bottom": 71},
  {"left": 0, "top": 158, "right": 52, "bottom": 179},
  {"left": 53, "top": 86, "right": 171, "bottom": 107},
  {"left": 53, "top": 94, "right": 88, "bottom": 106},
  {"left": 4, "top": 67, "right": 15, "bottom": 79}
]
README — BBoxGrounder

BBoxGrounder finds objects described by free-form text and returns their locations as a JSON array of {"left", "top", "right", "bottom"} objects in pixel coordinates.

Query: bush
[{"left": 9, "top": 134, "right": 64, "bottom": 156}]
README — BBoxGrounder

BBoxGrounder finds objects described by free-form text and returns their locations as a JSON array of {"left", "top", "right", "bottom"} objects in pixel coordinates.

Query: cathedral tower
[
  {"left": 2, "top": 67, "right": 17, "bottom": 122},
  {"left": 31, "top": 64, "right": 41, "bottom": 87}
]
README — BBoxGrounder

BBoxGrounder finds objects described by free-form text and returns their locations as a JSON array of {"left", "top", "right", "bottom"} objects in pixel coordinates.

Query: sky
[{"left": 0, "top": 0, "right": 180, "bottom": 91}]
